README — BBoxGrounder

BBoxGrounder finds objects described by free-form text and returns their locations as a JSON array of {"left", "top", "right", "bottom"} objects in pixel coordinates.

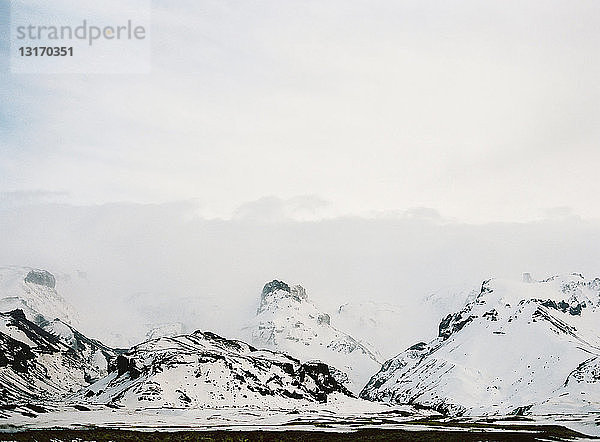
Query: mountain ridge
[{"left": 360, "top": 274, "right": 600, "bottom": 416}]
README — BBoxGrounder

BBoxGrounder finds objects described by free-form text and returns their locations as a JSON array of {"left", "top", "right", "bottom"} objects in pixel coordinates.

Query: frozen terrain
[
  {"left": 361, "top": 274, "right": 600, "bottom": 419},
  {"left": 1, "top": 267, "right": 599, "bottom": 439},
  {"left": 0, "top": 309, "right": 119, "bottom": 405},
  {"left": 78, "top": 329, "right": 353, "bottom": 409},
  {"left": 243, "top": 280, "right": 382, "bottom": 394}
]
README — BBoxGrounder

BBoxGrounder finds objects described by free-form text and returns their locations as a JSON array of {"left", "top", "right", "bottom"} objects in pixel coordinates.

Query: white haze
[{"left": 1, "top": 200, "right": 599, "bottom": 346}]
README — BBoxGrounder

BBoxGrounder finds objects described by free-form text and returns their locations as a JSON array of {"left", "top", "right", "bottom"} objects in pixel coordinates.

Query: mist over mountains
[{"left": 1, "top": 201, "right": 599, "bottom": 346}]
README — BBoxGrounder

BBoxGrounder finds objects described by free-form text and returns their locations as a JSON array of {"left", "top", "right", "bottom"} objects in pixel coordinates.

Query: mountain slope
[
  {"left": 242, "top": 280, "right": 381, "bottom": 394},
  {"left": 360, "top": 275, "right": 600, "bottom": 416},
  {"left": 80, "top": 330, "right": 352, "bottom": 408},
  {"left": 0, "top": 309, "right": 119, "bottom": 405}
]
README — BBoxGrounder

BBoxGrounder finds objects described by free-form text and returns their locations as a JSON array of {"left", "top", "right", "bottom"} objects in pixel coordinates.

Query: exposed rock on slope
[
  {"left": 81, "top": 330, "right": 352, "bottom": 408},
  {"left": 361, "top": 275, "right": 600, "bottom": 416},
  {"left": 0, "top": 309, "right": 119, "bottom": 405}
]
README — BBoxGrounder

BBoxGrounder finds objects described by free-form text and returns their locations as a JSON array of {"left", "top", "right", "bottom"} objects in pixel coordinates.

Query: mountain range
[{"left": 1, "top": 266, "right": 600, "bottom": 427}]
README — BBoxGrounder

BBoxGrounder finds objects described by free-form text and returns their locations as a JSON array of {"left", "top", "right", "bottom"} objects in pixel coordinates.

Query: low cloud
[
  {"left": 1, "top": 201, "right": 599, "bottom": 345},
  {"left": 233, "top": 195, "right": 333, "bottom": 222},
  {"left": 0, "top": 190, "right": 68, "bottom": 208}
]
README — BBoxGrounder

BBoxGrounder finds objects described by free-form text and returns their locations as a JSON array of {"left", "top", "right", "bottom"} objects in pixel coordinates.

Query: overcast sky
[
  {"left": 1, "top": 1, "right": 600, "bottom": 344},
  {"left": 2, "top": 0, "right": 600, "bottom": 222}
]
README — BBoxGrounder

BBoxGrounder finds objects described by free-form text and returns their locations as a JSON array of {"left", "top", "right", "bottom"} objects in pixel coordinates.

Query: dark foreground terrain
[{"left": 0, "top": 422, "right": 595, "bottom": 442}]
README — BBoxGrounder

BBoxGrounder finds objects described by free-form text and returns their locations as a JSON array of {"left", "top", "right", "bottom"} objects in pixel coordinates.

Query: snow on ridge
[
  {"left": 79, "top": 328, "right": 353, "bottom": 409},
  {"left": 360, "top": 273, "right": 600, "bottom": 416}
]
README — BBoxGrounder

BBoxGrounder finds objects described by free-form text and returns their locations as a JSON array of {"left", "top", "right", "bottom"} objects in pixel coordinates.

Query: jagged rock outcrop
[
  {"left": 24, "top": 269, "right": 56, "bottom": 289},
  {"left": 258, "top": 280, "right": 308, "bottom": 313}
]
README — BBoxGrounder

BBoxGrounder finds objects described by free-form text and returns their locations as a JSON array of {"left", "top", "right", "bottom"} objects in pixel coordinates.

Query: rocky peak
[
  {"left": 24, "top": 269, "right": 56, "bottom": 289},
  {"left": 262, "top": 280, "right": 290, "bottom": 297},
  {"left": 258, "top": 280, "right": 309, "bottom": 313}
]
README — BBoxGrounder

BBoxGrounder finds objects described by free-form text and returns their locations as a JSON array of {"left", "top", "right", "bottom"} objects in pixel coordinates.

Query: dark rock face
[
  {"left": 258, "top": 281, "right": 312, "bottom": 314},
  {"left": 259, "top": 281, "right": 310, "bottom": 309},
  {"left": 257, "top": 279, "right": 298, "bottom": 313},
  {"left": 437, "top": 280, "right": 497, "bottom": 339},
  {"left": 540, "top": 299, "right": 584, "bottom": 316},
  {"left": 24, "top": 270, "right": 56, "bottom": 289},
  {"left": 317, "top": 313, "right": 331, "bottom": 326},
  {"left": 438, "top": 311, "right": 474, "bottom": 340},
  {"left": 258, "top": 280, "right": 292, "bottom": 313},
  {"left": 0, "top": 333, "right": 36, "bottom": 373},
  {"left": 112, "top": 355, "right": 140, "bottom": 379},
  {"left": 115, "top": 355, "right": 130, "bottom": 376},
  {"left": 482, "top": 309, "right": 498, "bottom": 321},
  {"left": 407, "top": 342, "right": 427, "bottom": 351},
  {"left": 298, "top": 361, "right": 352, "bottom": 402},
  {"left": 262, "top": 280, "right": 290, "bottom": 297}
]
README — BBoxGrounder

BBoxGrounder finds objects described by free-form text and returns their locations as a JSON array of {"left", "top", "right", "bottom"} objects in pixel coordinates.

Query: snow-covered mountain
[
  {"left": 243, "top": 280, "right": 382, "bottom": 394},
  {"left": 0, "top": 267, "right": 123, "bottom": 405},
  {"left": 360, "top": 274, "right": 600, "bottom": 416},
  {"left": 0, "top": 266, "right": 78, "bottom": 327},
  {"left": 330, "top": 284, "right": 477, "bottom": 362},
  {"left": 80, "top": 329, "right": 352, "bottom": 408},
  {"left": 0, "top": 309, "right": 119, "bottom": 405}
]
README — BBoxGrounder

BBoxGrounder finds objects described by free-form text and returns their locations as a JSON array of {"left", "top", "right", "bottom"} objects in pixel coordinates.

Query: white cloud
[{"left": 2, "top": 0, "right": 600, "bottom": 223}]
